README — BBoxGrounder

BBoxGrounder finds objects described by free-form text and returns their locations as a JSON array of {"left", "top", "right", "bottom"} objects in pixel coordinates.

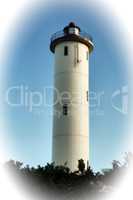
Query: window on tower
[
  {"left": 64, "top": 46, "right": 68, "bottom": 56},
  {"left": 63, "top": 104, "right": 68, "bottom": 115},
  {"left": 86, "top": 91, "right": 88, "bottom": 101}
]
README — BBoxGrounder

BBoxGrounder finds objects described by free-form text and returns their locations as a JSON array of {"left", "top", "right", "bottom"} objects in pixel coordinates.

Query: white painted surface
[{"left": 52, "top": 41, "right": 90, "bottom": 171}]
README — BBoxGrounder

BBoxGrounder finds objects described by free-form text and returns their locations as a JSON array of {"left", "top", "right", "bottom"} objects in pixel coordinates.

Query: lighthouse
[{"left": 50, "top": 22, "right": 94, "bottom": 171}]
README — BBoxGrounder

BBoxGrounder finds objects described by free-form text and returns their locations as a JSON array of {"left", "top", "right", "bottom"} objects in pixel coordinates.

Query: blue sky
[{"left": 4, "top": 2, "right": 129, "bottom": 171}]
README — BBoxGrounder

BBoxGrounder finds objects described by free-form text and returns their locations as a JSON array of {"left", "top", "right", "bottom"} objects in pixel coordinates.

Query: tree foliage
[{"left": 3, "top": 152, "right": 133, "bottom": 200}]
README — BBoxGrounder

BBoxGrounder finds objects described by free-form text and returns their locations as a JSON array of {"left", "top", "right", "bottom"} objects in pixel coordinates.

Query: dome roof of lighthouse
[
  {"left": 63, "top": 22, "right": 81, "bottom": 32},
  {"left": 69, "top": 22, "right": 76, "bottom": 27}
]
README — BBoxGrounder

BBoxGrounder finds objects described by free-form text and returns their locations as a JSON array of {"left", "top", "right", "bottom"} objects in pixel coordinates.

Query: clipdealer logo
[{"left": 5, "top": 85, "right": 128, "bottom": 115}]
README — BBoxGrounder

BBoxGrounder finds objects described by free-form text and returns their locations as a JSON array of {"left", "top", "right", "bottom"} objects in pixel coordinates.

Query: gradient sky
[{"left": 3, "top": 2, "right": 129, "bottom": 171}]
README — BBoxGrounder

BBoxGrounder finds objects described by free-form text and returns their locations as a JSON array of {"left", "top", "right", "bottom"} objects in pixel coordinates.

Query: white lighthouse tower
[{"left": 50, "top": 22, "right": 93, "bottom": 171}]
